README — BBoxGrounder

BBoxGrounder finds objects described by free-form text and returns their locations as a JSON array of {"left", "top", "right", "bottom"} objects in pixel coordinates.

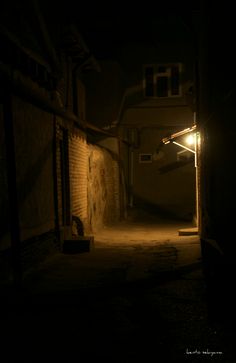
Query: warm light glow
[
  {"left": 186, "top": 133, "right": 196, "bottom": 146},
  {"left": 197, "top": 132, "right": 201, "bottom": 147}
]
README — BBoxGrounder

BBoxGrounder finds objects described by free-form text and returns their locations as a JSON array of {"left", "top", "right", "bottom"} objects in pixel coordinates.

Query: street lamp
[{"left": 162, "top": 125, "right": 196, "bottom": 147}]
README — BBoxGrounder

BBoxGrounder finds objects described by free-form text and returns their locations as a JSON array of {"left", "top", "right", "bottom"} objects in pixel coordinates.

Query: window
[
  {"left": 144, "top": 67, "right": 154, "bottom": 97},
  {"left": 139, "top": 153, "right": 153, "bottom": 163},
  {"left": 144, "top": 64, "right": 181, "bottom": 98}
]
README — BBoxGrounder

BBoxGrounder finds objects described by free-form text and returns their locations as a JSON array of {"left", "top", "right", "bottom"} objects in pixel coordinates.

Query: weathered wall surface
[
  {"left": 13, "top": 97, "right": 55, "bottom": 241},
  {"left": 0, "top": 97, "right": 58, "bottom": 279},
  {"left": 122, "top": 106, "right": 194, "bottom": 128},
  {"left": 0, "top": 104, "right": 11, "bottom": 251},
  {"left": 133, "top": 127, "right": 196, "bottom": 220},
  {"left": 87, "top": 144, "right": 120, "bottom": 231},
  {"left": 0, "top": 102, "right": 11, "bottom": 281}
]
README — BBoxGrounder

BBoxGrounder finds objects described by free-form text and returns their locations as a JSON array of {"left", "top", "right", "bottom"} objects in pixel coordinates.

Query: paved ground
[{"left": 1, "top": 210, "right": 236, "bottom": 362}]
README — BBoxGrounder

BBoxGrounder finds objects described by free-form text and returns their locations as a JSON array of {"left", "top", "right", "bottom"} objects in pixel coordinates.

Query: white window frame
[{"left": 143, "top": 63, "right": 182, "bottom": 98}]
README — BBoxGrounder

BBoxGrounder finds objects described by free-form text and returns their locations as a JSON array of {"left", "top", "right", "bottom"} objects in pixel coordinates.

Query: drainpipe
[
  {"left": 72, "top": 62, "right": 83, "bottom": 117},
  {"left": 72, "top": 65, "right": 79, "bottom": 116},
  {"left": 194, "top": 31, "right": 201, "bottom": 231},
  {"left": 52, "top": 115, "right": 61, "bottom": 247},
  {"left": 192, "top": 111, "right": 198, "bottom": 228},
  {"left": 72, "top": 54, "right": 99, "bottom": 117},
  {"left": 195, "top": 145, "right": 199, "bottom": 229},
  {"left": 0, "top": 62, "right": 127, "bottom": 139},
  {"left": 3, "top": 87, "right": 22, "bottom": 288},
  {"left": 129, "top": 129, "right": 135, "bottom": 208},
  {"left": 31, "top": 0, "right": 61, "bottom": 77},
  {"left": 194, "top": 116, "right": 200, "bottom": 229}
]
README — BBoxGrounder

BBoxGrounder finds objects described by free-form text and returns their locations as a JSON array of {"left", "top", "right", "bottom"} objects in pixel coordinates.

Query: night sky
[
  {"left": 37, "top": 0, "right": 202, "bottom": 58},
  {"left": 1, "top": 0, "right": 203, "bottom": 60}
]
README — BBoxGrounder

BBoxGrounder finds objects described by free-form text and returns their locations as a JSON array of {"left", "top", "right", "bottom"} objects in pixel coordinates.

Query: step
[
  {"left": 63, "top": 236, "right": 94, "bottom": 254},
  {"left": 178, "top": 227, "right": 198, "bottom": 236}
]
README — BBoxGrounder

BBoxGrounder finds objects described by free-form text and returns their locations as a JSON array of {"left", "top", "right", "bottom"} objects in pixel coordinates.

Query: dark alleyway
[
  {"left": 1, "top": 209, "right": 235, "bottom": 363},
  {"left": 1, "top": 5, "right": 236, "bottom": 362}
]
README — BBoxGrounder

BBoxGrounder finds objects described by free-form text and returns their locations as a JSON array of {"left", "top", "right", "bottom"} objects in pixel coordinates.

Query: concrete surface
[{"left": 1, "top": 210, "right": 236, "bottom": 362}]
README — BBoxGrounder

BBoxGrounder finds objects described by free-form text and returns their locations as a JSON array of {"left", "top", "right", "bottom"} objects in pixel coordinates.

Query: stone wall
[{"left": 87, "top": 144, "right": 120, "bottom": 231}]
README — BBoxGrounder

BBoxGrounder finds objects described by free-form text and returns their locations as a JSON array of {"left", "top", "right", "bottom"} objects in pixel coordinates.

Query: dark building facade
[
  {"left": 0, "top": 1, "right": 124, "bottom": 284},
  {"left": 196, "top": 10, "right": 236, "bottom": 320}
]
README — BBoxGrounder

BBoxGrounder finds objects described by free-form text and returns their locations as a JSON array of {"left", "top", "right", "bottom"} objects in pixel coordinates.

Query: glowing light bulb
[{"left": 186, "top": 134, "right": 195, "bottom": 146}]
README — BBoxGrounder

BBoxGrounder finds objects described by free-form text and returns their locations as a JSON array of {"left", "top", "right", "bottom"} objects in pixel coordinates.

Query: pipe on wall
[{"left": 0, "top": 63, "right": 129, "bottom": 141}]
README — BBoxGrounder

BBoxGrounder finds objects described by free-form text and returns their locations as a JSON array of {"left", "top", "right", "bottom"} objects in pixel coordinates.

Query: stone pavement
[{"left": 1, "top": 212, "right": 236, "bottom": 362}]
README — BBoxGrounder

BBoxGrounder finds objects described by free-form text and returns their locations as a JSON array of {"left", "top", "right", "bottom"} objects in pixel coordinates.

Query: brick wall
[{"left": 69, "top": 128, "right": 88, "bottom": 232}]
